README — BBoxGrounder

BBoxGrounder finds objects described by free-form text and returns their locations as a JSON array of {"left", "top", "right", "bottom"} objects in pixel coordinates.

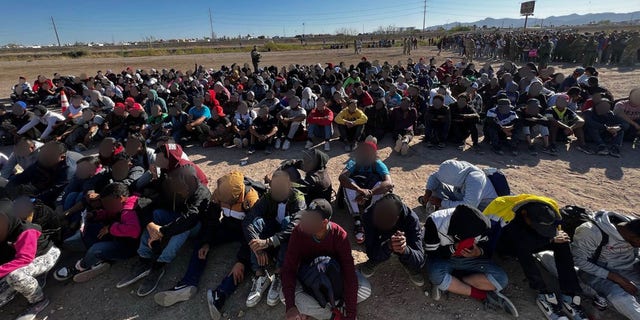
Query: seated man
[
  {"left": 305, "top": 97, "right": 334, "bottom": 152},
  {"left": 483, "top": 194, "right": 588, "bottom": 320},
  {"left": 17, "top": 105, "right": 66, "bottom": 141},
  {"left": 56, "top": 156, "right": 102, "bottom": 225},
  {"left": 0, "top": 137, "right": 42, "bottom": 180},
  {"left": 116, "top": 165, "right": 211, "bottom": 297},
  {"left": 275, "top": 96, "right": 306, "bottom": 151},
  {"left": 545, "top": 94, "right": 590, "bottom": 154},
  {"left": 248, "top": 106, "right": 278, "bottom": 154},
  {"left": 517, "top": 98, "right": 554, "bottom": 156},
  {"left": 583, "top": 99, "right": 625, "bottom": 157},
  {"left": 359, "top": 194, "right": 425, "bottom": 286},
  {"left": 338, "top": 141, "right": 393, "bottom": 244},
  {"left": 424, "top": 204, "right": 517, "bottom": 317},
  {"left": 572, "top": 211, "right": 640, "bottom": 320},
  {"left": 424, "top": 94, "right": 451, "bottom": 148},
  {"left": 334, "top": 100, "right": 368, "bottom": 152},
  {"left": 242, "top": 170, "right": 306, "bottom": 308},
  {"left": 449, "top": 93, "right": 481, "bottom": 151},
  {"left": 483, "top": 98, "right": 519, "bottom": 155},
  {"left": 1, "top": 102, "right": 38, "bottom": 143},
  {"left": 185, "top": 94, "right": 212, "bottom": 144},
  {"left": 153, "top": 171, "right": 259, "bottom": 318},
  {"left": 61, "top": 108, "right": 106, "bottom": 152},
  {"left": 422, "top": 159, "right": 497, "bottom": 211},
  {"left": 613, "top": 87, "right": 640, "bottom": 142},
  {"left": 282, "top": 199, "right": 371, "bottom": 320},
  {"left": 54, "top": 182, "right": 144, "bottom": 283},
  {"left": 271, "top": 149, "right": 332, "bottom": 204},
  {"left": 390, "top": 98, "right": 418, "bottom": 156}
]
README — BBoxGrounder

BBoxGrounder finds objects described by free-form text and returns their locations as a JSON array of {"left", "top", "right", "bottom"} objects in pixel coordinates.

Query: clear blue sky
[{"left": 0, "top": 0, "right": 636, "bottom": 45}]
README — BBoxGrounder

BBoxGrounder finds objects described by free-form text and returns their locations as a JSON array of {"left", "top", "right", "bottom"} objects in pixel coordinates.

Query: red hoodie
[
  {"left": 93, "top": 195, "right": 141, "bottom": 239},
  {"left": 307, "top": 108, "right": 334, "bottom": 126},
  {"left": 164, "top": 143, "right": 208, "bottom": 186}
]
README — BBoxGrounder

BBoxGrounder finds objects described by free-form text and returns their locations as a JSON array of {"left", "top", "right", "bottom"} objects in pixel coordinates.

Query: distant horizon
[{"left": 0, "top": 0, "right": 637, "bottom": 46}]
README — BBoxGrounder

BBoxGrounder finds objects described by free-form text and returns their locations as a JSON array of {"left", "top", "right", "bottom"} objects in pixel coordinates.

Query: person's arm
[
  {"left": 334, "top": 110, "right": 346, "bottom": 125},
  {"left": 614, "top": 106, "right": 640, "bottom": 130},
  {"left": 571, "top": 223, "right": 610, "bottom": 279},
  {"left": 352, "top": 109, "right": 368, "bottom": 126},
  {"left": 338, "top": 167, "right": 362, "bottom": 192},
  {"left": 281, "top": 228, "right": 302, "bottom": 313},
  {"left": 441, "top": 172, "right": 485, "bottom": 208},
  {"left": 0, "top": 229, "right": 40, "bottom": 278},
  {"left": 40, "top": 117, "right": 59, "bottom": 140},
  {"left": 243, "top": 197, "right": 267, "bottom": 241},
  {"left": 159, "top": 187, "right": 211, "bottom": 237},
  {"left": 424, "top": 217, "right": 453, "bottom": 258},
  {"left": 270, "top": 196, "right": 305, "bottom": 247},
  {"left": 0, "top": 153, "right": 18, "bottom": 178},
  {"left": 370, "top": 174, "right": 392, "bottom": 195},
  {"left": 108, "top": 207, "right": 142, "bottom": 239},
  {"left": 16, "top": 117, "right": 39, "bottom": 135},
  {"left": 397, "top": 214, "right": 426, "bottom": 268}
]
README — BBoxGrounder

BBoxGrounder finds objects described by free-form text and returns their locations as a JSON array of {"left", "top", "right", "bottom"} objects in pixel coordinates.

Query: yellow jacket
[
  {"left": 482, "top": 194, "right": 560, "bottom": 226},
  {"left": 335, "top": 108, "right": 368, "bottom": 126}
]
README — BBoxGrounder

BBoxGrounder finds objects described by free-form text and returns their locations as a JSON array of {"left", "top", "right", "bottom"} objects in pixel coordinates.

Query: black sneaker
[
  {"left": 15, "top": 298, "right": 49, "bottom": 320},
  {"left": 354, "top": 220, "right": 365, "bottom": 244},
  {"left": 560, "top": 295, "right": 589, "bottom": 320},
  {"left": 536, "top": 293, "right": 566, "bottom": 320},
  {"left": 116, "top": 259, "right": 151, "bottom": 289},
  {"left": 596, "top": 145, "right": 609, "bottom": 156},
  {"left": 437, "top": 142, "right": 446, "bottom": 149},
  {"left": 542, "top": 145, "right": 558, "bottom": 156},
  {"left": 576, "top": 145, "right": 594, "bottom": 155},
  {"left": 154, "top": 284, "right": 197, "bottom": 307},
  {"left": 492, "top": 146, "right": 504, "bottom": 155},
  {"left": 54, "top": 264, "right": 81, "bottom": 282},
  {"left": 73, "top": 262, "right": 111, "bottom": 283},
  {"left": 207, "top": 289, "right": 225, "bottom": 320},
  {"left": 247, "top": 147, "right": 256, "bottom": 155},
  {"left": 485, "top": 291, "right": 519, "bottom": 317},
  {"left": 609, "top": 145, "right": 621, "bottom": 158},
  {"left": 528, "top": 145, "right": 538, "bottom": 156},
  {"left": 137, "top": 266, "right": 165, "bottom": 297},
  {"left": 360, "top": 260, "right": 378, "bottom": 278}
]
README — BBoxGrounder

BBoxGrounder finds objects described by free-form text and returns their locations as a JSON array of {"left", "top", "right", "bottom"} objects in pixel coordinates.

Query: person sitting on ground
[
  {"left": 232, "top": 101, "right": 256, "bottom": 150},
  {"left": 146, "top": 103, "right": 168, "bottom": 144},
  {"left": 351, "top": 82, "right": 374, "bottom": 109},
  {"left": 103, "top": 102, "right": 128, "bottom": 141},
  {"left": 0, "top": 211, "right": 61, "bottom": 320},
  {"left": 544, "top": 94, "right": 591, "bottom": 154},
  {"left": 63, "top": 94, "right": 88, "bottom": 124},
  {"left": 335, "top": 100, "right": 368, "bottom": 152},
  {"left": 270, "top": 149, "right": 332, "bottom": 204},
  {"left": 421, "top": 159, "right": 498, "bottom": 211},
  {"left": 517, "top": 98, "right": 554, "bottom": 156},
  {"left": 185, "top": 94, "right": 212, "bottom": 144},
  {"left": 572, "top": 211, "right": 640, "bottom": 320},
  {"left": 17, "top": 105, "right": 66, "bottom": 142},
  {"left": 116, "top": 165, "right": 211, "bottom": 297},
  {"left": 61, "top": 108, "right": 106, "bottom": 152},
  {"left": 275, "top": 96, "right": 307, "bottom": 151},
  {"left": 56, "top": 156, "right": 102, "bottom": 225},
  {"left": 613, "top": 87, "right": 640, "bottom": 142},
  {"left": 424, "top": 94, "right": 451, "bottom": 149},
  {"left": 242, "top": 170, "right": 306, "bottom": 308},
  {"left": 359, "top": 194, "right": 425, "bottom": 286},
  {"left": 124, "top": 102, "right": 148, "bottom": 136},
  {"left": 305, "top": 97, "right": 334, "bottom": 152},
  {"left": 2, "top": 102, "right": 37, "bottom": 142},
  {"left": 248, "top": 106, "right": 278, "bottom": 155},
  {"left": 424, "top": 204, "right": 517, "bottom": 317},
  {"left": 54, "top": 182, "right": 145, "bottom": 283},
  {"left": 391, "top": 97, "right": 417, "bottom": 156},
  {"left": 483, "top": 98, "right": 519, "bottom": 155},
  {"left": 282, "top": 199, "right": 371, "bottom": 320},
  {"left": 165, "top": 104, "right": 190, "bottom": 145},
  {"left": 0, "top": 138, "right": 42, "bottom": 180},
  {"left": 483, "top": 194, "right": 589, "bottom": 320},
  {"left": 449, "top": 93, "right": 481, "bottom": 151},
  {"left": 125, "top": 133, "right": 156, "bottom": 171},
  {"left": 338, "top": 141, "right": 393, "bottom": 244},
  {"left": 10, "top": 76, "right": 33, "bottom": 103},
  {"left": 583, "top": 99, "right": 625, "bottom": 158},
  {"left": 91, "top": 152, "right": 145, "bottom": 196},
  {"left": 202, "top": 106, "right": 232, "bottom": 148},
  {"left": 153, "top": 171, "right": 259, "bottom": 317},
  {"left": 364, "top": 99, "right": 390, "bottom": 142}
]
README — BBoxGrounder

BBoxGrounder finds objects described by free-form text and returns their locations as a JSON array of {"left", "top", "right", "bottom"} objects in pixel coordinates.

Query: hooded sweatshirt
[
  {"left": 289, "top": 149, "right": 332, "bottom": 203},
  {"left": 243, "top": 189, "right": 306, "bottom": 247},
  {"left": 426, "top": 160, "right": 498, "bottom": 209},
  {"left": 144, "top": 89, "right": 167, "bottom": 114},
  {"left": 572, "top": 211, "right": 639, "bottom": 279},
  {"left": 162, "top": 143, "right": 208, "bottom": 186},
  {"left": 0, "top": 212, "right": 53, "bottom": 278},
  {"left": 93, "top": 195, "right": 142, "bottom": 239},
  {"left": 482, "top": 194, "right": 561, "bottom": 227},
  {"left": 301, "top": 87, "right": 317, "bottom": 111}
]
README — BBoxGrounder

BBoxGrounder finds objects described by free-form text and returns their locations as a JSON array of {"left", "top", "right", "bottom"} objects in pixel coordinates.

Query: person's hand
[
  {"left": 564, "top": 127, "right": 574, "bottom": 136},
  {"left": 552, "top": 230, "right": 570, "bottom": 244},
  {"left": 286, "top": 307, "right": 303, "bottom": 320},
  {"left": 198, "top": 244, "right": 210, "bottom": 259},
  {"left": 429, "top": 196, "right": 442, "bottom": 207},
  {"left": 97, "top": 225, "right": 110, "bottom": 239},
  {"left": 150, "top": 164, "right": 159, "bottom": 180},
  {"left": 146, "top": 222, "right": 163, "bottom": 246},
  {"left": 87, "top": 191, "right": 100, "bottom": 202},
  {"left": 391, "top": 231, "right": 407, "bottom": 254},
  {"left": 229, "top": 262, "right": 245, "bottom": 285},
  {"left": 461, "top": 244, "right": 482, "bottom": 258},
  {"left": 256, "top": 251, "right": 269, "bottom": 266},
  {"left": 609, "top": 272, "right": 638, "bottom": 295},
  {"left": 249, "top": 239, "right": 270, "bottom": 252},
  {"left": 346, "top": 121, "right": 354, "bottom": 128}
]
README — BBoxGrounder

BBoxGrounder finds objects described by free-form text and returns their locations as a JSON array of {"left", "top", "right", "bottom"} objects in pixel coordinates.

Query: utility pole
[
  {"left": 422, "top": 0, "right": 427, "bottom": 31},
  {"left": 51, "top": 16, "right": 61, "bottom": 47},
  {"left": 208, "top": 8, "right": 214, "bottom": 40}
]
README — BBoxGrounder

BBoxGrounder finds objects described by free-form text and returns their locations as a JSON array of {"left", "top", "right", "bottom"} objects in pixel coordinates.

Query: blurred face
[
  {"left": 355, "top": 145, "right": 376, "bottom": 166},
  {"left": 155, "top": 151, "right": 169, "bottom": 169},
  {"left": 14, "top": 140, "right": 34, "bottom": 158},
  {"left": 457, "top": 97, "right": 468, "bottom": 107},
  {"left": 38, "top": 143, "right": 64, "bottom": 168},
  {"left": 112, "top": 159, "right": 130, "bottom": 181},
  {"left": 594, "top": 101, "right": 611, "bottom": 115},
  {"left": 556, "top": 97, "right": 568, "bottom": 110},
  {"left": 269, "top": 174, "right": 291, "bottom": 202},
  {"left": 316, "top": 99, "right": 326, "bottom": 110},
  {"left": 76, "top": 161, "right": 97, "bottom": 180},
  {"left": 372, "top": 199, "right": 399, "bottom": 231},
  {"left": 194, "top": 97, "right": 203, "bottom": 107},
  {"left": 298, "top": 210, "right": 327, "bottom": 236},
  {"left": 12, "top": 103, "right": 25, "bottom": 115},
  {"left": 630, "top": 88, "right": 640, "bottom": 107},
  {"left": 99, "top": 140, "right": 115, "bottom": 158},
  {"left": 12, "top": 197, "right": 34, "bottom": 221},
  {"left": 101, "top": 195, "right": 125, "bottom": 213},
  {"left": 432, "top": 98, "right": 443, "bottom": 108},
  {"left": 152, "top": 105, "right": 162, "bottom": 117},
  {"left": 529, "top": 83, "right": 542, "bottom": 96},
  {"left": 259, "top": 107, "right": 269, "bottom": 119},
  {"left": 125, "top": 138, "right": 142, "bottom": 156},
  {"left": 81, "top": 109, "right": 94, "bottom": 122},
  {"left": 302, "top": 152, "right": 318, "bottom": 173}
]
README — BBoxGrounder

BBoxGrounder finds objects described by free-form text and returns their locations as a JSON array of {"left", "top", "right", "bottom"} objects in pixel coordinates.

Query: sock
[{"left": 469, "top": 287, "right": 487, "bottom": 301}]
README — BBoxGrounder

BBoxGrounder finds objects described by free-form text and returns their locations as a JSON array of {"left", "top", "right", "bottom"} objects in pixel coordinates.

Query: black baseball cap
[
  {"left": 304, "top": 199, "right": 333, "bottom": 220},
  {"left": 519, "top": 202, "right": 560, "bottom": 238}
]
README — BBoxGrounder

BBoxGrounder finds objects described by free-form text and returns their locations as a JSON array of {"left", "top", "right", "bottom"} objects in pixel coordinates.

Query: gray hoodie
[
  {"left": 572, "top": 211, "right": 640, "bottom": 279},
  {"left": 426, "top": 160, "right": 497, "bottom": 209}
]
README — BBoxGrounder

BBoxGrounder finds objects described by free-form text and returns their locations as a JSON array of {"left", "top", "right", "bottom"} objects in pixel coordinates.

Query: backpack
[
  {"left": 298, "top": 256, "right": 344, "bottom": 312},
  {"left": 560, "top": 205, "right": 609, "bottom": 262},
  {"left": 483, "top": 168, "right": 511, "bottom": 196},
  {"left": 243, "top": 177, "right": 267, "bottom": 198}
]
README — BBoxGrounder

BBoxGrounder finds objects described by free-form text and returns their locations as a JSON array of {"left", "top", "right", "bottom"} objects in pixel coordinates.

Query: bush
[{"left": 64, "top": 50, "right": 88, "bottom": 58}]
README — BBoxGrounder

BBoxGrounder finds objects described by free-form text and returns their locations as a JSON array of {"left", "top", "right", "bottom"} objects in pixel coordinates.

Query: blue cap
[{"left": 15, "top": 101, "right": 27, "bottom": 109}]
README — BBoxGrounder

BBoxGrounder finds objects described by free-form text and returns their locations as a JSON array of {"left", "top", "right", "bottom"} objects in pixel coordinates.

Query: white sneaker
[
  {"left": 274, "top": 139, "right": 282, "bottom": 149},
  {"left": 400, "top": 142, "right": 409, "bottom": 156},
  {"left": 233, "top": 138, "right": 242, "bottom": 148},
  {"left": 282, "top": 139, "right": 291, "bottom": 150},
  {"left": 305, "top": 141, "right": 314, "bottom": 149},
  {"left": 246, "top": 273, "right": 272, "bottom": 308},
  {"left": 324, "top": 142, "right": 331, "bottom": 151},
  {"left": 394, "top": 136, "right": 403, "bottom": 153},
  {"left": 266, "top": 274, "right": 282, "bottom": 307}
]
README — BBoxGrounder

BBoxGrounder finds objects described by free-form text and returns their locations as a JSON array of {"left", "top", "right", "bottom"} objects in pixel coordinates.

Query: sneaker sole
[
  {"left": 207, "top": 290, "right": 222, "bottom": 320},
  {"left": 136, "top": 269, "right": 165, "bottom": 297},
  {"left": 73, "top": 263, "right": 110, "bottom": 283},
  {"left": 246, "top": 280, "right": 271, "bottom": 308},
  {"left": 267, "top": 296, "right": 281, "bottom": 307},
  {"left": 493, "top": 291, "right": 519, "bottom": 317},
  {"left": 116, "top": 269, "right": 150, "bottom": 288},
  {"left": 402, "top": 265, "right": 424, "bottom": 287},
  {"left": 154, "top": 286, "right": 197, "bottom": 307}
]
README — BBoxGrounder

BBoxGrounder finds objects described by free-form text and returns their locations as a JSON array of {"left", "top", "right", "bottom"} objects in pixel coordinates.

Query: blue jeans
[
  {"left": 585, "top": 121, "right": 624, "bottom": 147},
  {"left": 428, "top": 257, "right": 508, "bottom": 292},
  {"left": 580, "top": 268, "right": 640, "bottom": 320},
  {"left": 249, "top": 216, "right": 291, "bottom": 272},
  {"left": 63, "top": 192, "right": 84, "bottom": 211},
  {"left": 307, "top": 124, "right": 332, "bottom": 141},
  {"left": 137, "top": 209, "right": 201, "bottom": 263},
  {"left": 80, "top": 222, "right": 137, "bottom": 268}
]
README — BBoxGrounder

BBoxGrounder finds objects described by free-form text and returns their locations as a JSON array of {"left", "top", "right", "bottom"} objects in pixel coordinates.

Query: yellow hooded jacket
[
  {"left": 482, "top": 194, "right": 561, "bottom": 227},
  {"left": 212, "top": 171, "right": 259, "bottom": 219}
]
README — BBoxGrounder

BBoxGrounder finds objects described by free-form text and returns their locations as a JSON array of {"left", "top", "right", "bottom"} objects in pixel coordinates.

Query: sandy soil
[{"left": 0, "top": 47, "right": 638, "bottom": 320}]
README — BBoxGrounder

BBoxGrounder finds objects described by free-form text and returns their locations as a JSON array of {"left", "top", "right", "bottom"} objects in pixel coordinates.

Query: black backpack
[
  {"left": 244, "top": 177, "right": 268, "bottom": 198},
  {"left": 560, "top": 205, "right": 609, "bottom": 262}
]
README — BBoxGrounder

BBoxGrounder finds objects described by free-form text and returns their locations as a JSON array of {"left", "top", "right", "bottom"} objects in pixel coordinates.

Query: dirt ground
[{"left": 0, "top": 47, "right": 639, "bottom": 320}]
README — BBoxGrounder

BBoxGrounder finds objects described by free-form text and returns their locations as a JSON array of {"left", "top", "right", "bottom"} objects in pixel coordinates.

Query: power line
[{"left": 51, "top": 16, "right": 61, "bottom": 46}]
